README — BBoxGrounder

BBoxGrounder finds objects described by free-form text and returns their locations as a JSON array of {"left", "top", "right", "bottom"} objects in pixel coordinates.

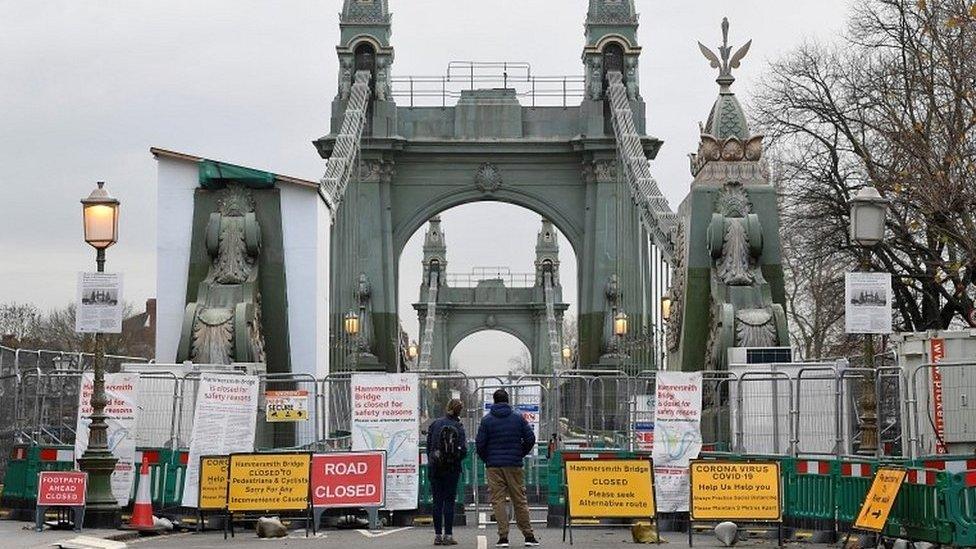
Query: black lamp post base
[{"left": 83, "top": 506, "right": 122, "bottom": 529}]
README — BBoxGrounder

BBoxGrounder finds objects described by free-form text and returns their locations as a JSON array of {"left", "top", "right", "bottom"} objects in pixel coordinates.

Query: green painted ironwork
[{"left": 198, "top": 160, "right": 276, "bottom": 190}]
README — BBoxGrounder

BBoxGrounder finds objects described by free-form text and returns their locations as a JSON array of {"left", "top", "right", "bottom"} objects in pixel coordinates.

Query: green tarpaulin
[{"left": 198, "top": 160, "right": 276, "bottom": 190}]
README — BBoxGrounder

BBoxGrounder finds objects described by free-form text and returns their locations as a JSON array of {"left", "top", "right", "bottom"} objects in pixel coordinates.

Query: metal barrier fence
[{"left": 6, "top": 358, "right": 976, "bottom": 481}]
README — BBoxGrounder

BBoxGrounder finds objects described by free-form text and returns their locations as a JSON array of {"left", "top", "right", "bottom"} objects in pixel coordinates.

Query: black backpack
[{"left": 431, "top": 421, "right": 463, "bottom": 468}]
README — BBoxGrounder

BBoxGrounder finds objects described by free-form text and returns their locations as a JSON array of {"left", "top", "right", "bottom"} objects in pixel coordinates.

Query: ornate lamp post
[
  {"left": 344, "top": 310, "right": 360, "bottom": 369},
  {"left": 850, "top": 185, "right": 888, "bottom": 455},
  {"left": 77, "top": 182, "right": 120, "bottom": 527}
]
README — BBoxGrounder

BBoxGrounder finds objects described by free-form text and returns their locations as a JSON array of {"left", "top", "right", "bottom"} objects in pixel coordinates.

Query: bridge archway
[{"left": 451, "top": 330, "right": 532, "bottom": 378}]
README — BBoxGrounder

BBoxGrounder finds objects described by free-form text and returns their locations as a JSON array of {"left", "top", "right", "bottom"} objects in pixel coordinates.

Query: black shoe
[
  {"left": 524, "top": 535, "right": 540, "bottom": 546},
  {"left": 434, "top": 534, "right": 443, "bottom": 545},
  {"left": 496, "top": 537, "right": 510, "bottom": 547}
]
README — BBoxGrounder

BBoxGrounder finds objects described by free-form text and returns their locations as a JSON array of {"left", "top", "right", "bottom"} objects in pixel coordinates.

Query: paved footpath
[{"left": 2, "top": 520, "right": 837, "bottom": 549}]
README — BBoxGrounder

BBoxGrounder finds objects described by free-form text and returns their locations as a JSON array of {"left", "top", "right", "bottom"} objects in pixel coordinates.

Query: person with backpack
[
  {"left": 476, "top": 389, "right": 539, "bottom": 547},
  {"left": 426, "top": 398, "right": 468, "bottom": 546}
]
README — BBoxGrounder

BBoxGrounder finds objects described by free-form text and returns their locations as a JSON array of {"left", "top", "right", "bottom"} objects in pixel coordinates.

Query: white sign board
[
  {"left": 652, "top": 371, "right": 703, "bottom": 512},
  {"left": 75, "top": 272, "right": 124, "bottom": 334},
  {"left": 483, "top": 385, "right": 541, "bottom": 456},
  {"left": 845, "top": 272, "right": 893, "bottom": 334},
  {"left": 74, "top": 372, "right": 140, "bottom": 506},
  {"left": 181, "top": 373, "right": 259, "bottom": 508},
  {"left": 634, "top": 393, "right": 655, "bottom": 452},
  {"left": 352, "top": 373, "right": 420, "bottom": 511}
]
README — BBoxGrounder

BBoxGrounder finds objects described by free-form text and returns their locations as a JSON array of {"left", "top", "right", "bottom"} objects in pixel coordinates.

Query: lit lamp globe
[
  {"left": 81, "top": 182, "right": 120, "bottom": 252},
  {"left": 561, "top": 345, "right": 573, "bottom": 362},
  {"left": 343, "top": 311, "right": 360, "bottom": 336},
  {"left": 408, "top": 341, "right": 419, "bottom": 360},
  {"left": 613, "top": 311, "right": 629, "bottom": 337},
  {"left": 661, "top": 292, "right": 673, "bottom": 322},
  {"left": 850, "top": 186, "right": 888, "bottom": 247}
]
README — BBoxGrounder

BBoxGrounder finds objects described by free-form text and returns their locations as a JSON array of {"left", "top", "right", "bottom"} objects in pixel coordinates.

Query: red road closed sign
[
  {"left": 310, "top": 451, "right": 386, "bottom": 508},
  {"left": 37, "top": 471, "right": 87, "bottom": 506}
]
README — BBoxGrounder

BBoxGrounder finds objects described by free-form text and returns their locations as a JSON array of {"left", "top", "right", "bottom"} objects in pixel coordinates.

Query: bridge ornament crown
[{"left": 474, "top": 162, "right": 503, "bottom": 194}]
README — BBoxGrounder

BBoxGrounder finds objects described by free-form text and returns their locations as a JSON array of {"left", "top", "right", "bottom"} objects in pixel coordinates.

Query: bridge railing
[{"left": 391, "top": 61, "right": 585, "bottom": 107}]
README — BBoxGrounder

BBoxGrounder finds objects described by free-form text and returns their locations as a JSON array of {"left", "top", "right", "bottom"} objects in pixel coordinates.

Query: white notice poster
[
  {"left": 181, "top": 373, "right": 259, "bottom": 508},
  {"left": 845, "top": 272, "right": 893, "bottom": 334},
  {"left": 74, "top": 372, "right": 140, "bottom": 506},
  {"left": 352, "top": 373, "right": 420, "bottom": 511},
  {"left": 652, "top": 371, "right": 703, "bottom": 512},
  {"left": 75, "top": 272, "right": 124, "bottom": 334}
]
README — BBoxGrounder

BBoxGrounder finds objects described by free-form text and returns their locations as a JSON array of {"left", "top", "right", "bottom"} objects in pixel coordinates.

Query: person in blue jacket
[
  {"left": 426, "top": 398, "right": 467, "bottom": 546},
  {"left": 476, "top": 389, "right": 539, "bottom": 547}
]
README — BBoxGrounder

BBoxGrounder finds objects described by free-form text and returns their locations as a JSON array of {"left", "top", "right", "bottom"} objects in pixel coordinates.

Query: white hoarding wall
[
  {"left": 652, "top": 371, "right": 702, "bottom": 512},
  {"left": 181, "top": 373, "right": 259, "bottom": 508},
  {"left": 74, "top": 372, "right": 140, "bottom": 506},
  {"left": 352, "top": 373, "right": 420, "bottom": 511}
]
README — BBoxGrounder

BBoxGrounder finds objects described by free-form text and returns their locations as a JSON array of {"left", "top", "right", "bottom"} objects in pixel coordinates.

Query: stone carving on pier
[{"left": 177, "top": 184, "right": 266, "bottom": 364}]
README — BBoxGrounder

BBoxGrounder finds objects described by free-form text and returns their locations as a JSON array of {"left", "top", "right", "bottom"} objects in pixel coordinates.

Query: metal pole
[
  {"left": 76, "top": 248, "right": 120, "bottom": 527},
  {"left": 858, "top": 253, "right": 879, "bottom": 455}
]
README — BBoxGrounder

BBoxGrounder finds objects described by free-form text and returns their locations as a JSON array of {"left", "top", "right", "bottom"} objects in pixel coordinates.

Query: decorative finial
[{"left": 697, "top": 17, "right": 752, "bottom": 92}]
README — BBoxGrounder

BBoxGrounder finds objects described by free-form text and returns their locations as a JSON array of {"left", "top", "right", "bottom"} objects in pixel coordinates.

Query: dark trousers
[{"left": 430, "top": 468, "right": 461, "bottom": 535}]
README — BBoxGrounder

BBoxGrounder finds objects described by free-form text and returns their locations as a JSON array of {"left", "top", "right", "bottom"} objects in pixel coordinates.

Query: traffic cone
[{"left": 129, "top": 456, "right": 155, "bottom": 530}]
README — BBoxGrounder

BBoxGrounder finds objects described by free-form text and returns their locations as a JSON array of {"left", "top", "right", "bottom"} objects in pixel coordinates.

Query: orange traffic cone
[{"left": 128, "top": 456, "right": 155, "bottom": 530}]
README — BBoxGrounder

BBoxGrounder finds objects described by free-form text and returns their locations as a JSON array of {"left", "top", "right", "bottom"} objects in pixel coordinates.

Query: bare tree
[
  {"left": 756, "top": 0, "right": 976, "bottom": 332},
  {"left": 0, "top": 302, "right": 40, "bottom": 342}
]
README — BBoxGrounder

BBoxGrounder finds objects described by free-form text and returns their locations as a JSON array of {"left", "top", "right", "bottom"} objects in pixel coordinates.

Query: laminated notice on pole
[
  {"left": 652, "top": 371, "right": 702, "bottom": 512},
  {"left": 75, "top": 272, "right": 123, "bottom": 334},
  {"left": 845, "top": 272, "right": 893, "bottom": 334},
  {"left": 181, "top": 373, "right": 259, "bottom": 508},
  {"left": 351, "top": 373, "right": 419, "bottom": 511},
  {"left": 74, "top": 372, "right": 140, "bottom": 506}
]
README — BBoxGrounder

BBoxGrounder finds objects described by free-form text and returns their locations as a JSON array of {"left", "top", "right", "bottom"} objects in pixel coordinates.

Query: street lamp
[
  {"left": 77, "top": 181, "right": 120, "bottom": 527},
  {"left": 613, "top": 310, "right": 629, "bottom": 337},
  {"left": 661, "top": 292, "right": 673, "bottom": 322},
  {"left": 407, "top": 340, "right": 419, "bottom": 370},
  {"left": 850, "top": 184, "right": 888, "bottom": 456}
]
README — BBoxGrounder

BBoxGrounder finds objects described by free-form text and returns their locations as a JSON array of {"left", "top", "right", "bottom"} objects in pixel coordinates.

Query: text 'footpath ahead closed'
[
  {"left": 227, "top": 453, "right": 310, "bottom": 512},
  {"left": 690, "top": 461, "right": 781, "bottom": 522},
  {"left": 565, "top": 460, "right": 656, "bottom": 519}
]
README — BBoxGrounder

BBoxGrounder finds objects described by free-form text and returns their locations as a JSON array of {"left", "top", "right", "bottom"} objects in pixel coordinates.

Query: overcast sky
[{"left": 0, "top": 0, "right": 849, "bottom": 372}]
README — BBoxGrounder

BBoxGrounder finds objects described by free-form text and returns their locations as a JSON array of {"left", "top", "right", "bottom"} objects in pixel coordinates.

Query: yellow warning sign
[
  {"left": 227, "top": 453, "right": 310, "bottom": 512},
  {"left": 565, "top": 459, "right": 655, "bottom": 519},
  {"left": 265, "top": 390, "right": 309, "bottom": 422},
  {"left": 690, "top": 461, "right": 782, "bottom": 522},
  {"left": 198, "top": 455, "right": 229, "bottom": 511},
  {"left": 855, "top": 467, "right": 906, "bottom": 532}
]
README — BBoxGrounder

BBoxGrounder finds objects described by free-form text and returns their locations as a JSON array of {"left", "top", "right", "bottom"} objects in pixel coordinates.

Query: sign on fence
[
  {"left": 74, "top": 372, "right": 140, "bottom": 506},
  {"left": 634, "top": 393, "right": 655, "bottom": 452},
  {"left": 652, "top": 371, "right": 702, "bottom": 512},
  {"left": 265, "top": 390, "right": 309, "bottom": 422},
  {"left": 227, "top": 453, "right": 310, "bottom": 512},
  {"left": 689, "top": 461, "right": 781, "bottom": 522},
  {"left": 351, "top": 373, "right": 419, "bottom": 511},
  {"left": 198, "top": 456, "right": 229, "bottom": 511},
  {"left": 564, "top": 459, "right": 656, "bottom": 518},
  {"left": 182, "top": 374, "right": 259, "bottom": 508},
  {"left": 930, "top": 338, "right": 947, "bottom": 454},
  {"left": 310, "top": 451, "right": 386, "bottom": 508},
  {"left": 483, "top": 384, "right": 542, "bottom": 456},
  {"left": 855, "top": 467, "right": 906, "bottom": 532},
  {"left": 75, "top": 272, "right": 124, "bottom": 334}
]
